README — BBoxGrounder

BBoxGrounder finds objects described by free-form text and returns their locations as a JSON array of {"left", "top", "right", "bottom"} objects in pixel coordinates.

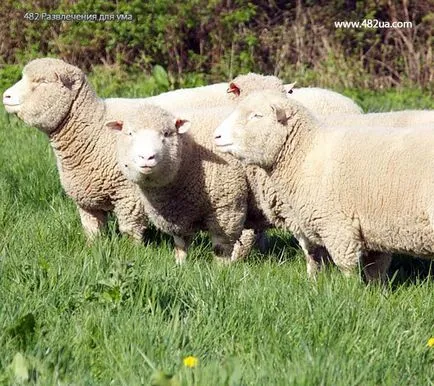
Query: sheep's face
[
  {"left": 108, "top": 110, "right": 190, "bottom": 188},
  {"left": 214, "top": 91, "right": 289, "bottom": 169},
  {"left": 2, "top": 58, "right": 85, "bottom": 134}
]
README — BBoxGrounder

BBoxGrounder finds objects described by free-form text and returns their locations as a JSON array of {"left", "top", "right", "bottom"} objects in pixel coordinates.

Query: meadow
[{"left": 0, "top": 75, "right": 433, "bottom": 385}]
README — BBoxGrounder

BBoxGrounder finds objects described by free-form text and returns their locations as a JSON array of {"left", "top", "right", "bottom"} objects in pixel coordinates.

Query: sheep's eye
[
  {"left": 162, "top": 130, "right": 171, "bottom": 138},
  {"left": 127, "top": 131, "right": 133, "bottom": 136},
  {"left": 248, "top": 112, "right": 263, "bottom": 121}
]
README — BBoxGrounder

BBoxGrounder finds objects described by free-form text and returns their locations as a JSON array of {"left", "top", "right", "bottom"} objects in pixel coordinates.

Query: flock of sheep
[{"left": 3, "top": 58, "right": 434, "bottom": 283}]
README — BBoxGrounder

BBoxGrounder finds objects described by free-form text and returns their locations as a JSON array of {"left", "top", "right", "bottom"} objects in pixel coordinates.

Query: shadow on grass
[{"left": 388, "top": 254, "right": 434, "bottom": 287}]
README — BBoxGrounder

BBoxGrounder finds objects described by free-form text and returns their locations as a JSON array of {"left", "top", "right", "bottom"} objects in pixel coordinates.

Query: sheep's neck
[
  {"left": 269, "top": 112, "right": 319, "bottom": 206},
  {"left": 49, "top": 82, "right": 106, "bottom": 153}
]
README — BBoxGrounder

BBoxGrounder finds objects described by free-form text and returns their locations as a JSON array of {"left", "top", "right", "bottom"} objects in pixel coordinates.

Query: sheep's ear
[
  {"left": 271, "top": 105, "right": 288, "bottom": 124},
  {"left": 227, "top": 82, "right": 241, "bottom": 97},
  {"left": 175, "top": 118, "right": 191, "bottom": 134},
  {"left": 55, "top": 71, "right": 76, "bottom": 90},
  {"left": 105, "top": 120, "right": 124, "bottom": 131},
  {"left": 285, "top": 81, "right": 297, "bottom": 94}
]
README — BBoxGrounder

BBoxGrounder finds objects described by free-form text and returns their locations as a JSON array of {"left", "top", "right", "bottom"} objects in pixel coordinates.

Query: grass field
[{"left": 0, "top": 79, "right": 433, "bottom": 385}]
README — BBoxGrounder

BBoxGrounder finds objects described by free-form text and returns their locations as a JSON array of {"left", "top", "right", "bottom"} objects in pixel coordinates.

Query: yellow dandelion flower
[
  {"left": 427, "top": 338, "right": 434, "bottom": 348},
  {"left": 183, "top": 356, "right": 198, "bottom": 368}
]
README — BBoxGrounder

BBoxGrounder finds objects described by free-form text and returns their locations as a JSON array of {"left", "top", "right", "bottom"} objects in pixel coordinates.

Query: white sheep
[
  {"left": 105, "top": 83, "right": 228, "bottom": 110},
  {"left": 2, "top": 58, "right": 148, "bottom": 241},
  {"left": 227, "top": 74, "right": 363, "bottom": 117},
  {"left": 213, "top": 90, "right": 434, "bottom": 281},
  {"left": 322, "top": 109, "right": 434, "bottom": 128},
  {"left": 108, "top": 104, "right": 249, "bottom": 263},
  {"left": 285, "top": 85, "right": 364, "bottom": 115},
  {"left": 105, "top": 72, "right": 291, "bottom": 112}
]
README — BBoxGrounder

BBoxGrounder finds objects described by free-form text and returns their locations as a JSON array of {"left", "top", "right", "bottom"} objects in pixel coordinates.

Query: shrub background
[{"left": 0, "top": 0, "right": 432, "bottom": 91}]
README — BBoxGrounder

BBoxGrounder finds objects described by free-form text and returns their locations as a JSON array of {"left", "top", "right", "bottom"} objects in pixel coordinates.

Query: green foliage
[
  {"left": 343, "top": 88, "right": 434, "bottom": 112},
  {"left": 1, "top": 0, "right": 432, "bottom": 88},
  {"left": 0, "top": 64, "right": 22, "bottom": 93}
]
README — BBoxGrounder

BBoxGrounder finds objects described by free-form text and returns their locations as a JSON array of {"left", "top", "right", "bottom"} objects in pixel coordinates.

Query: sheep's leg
[
  {"left": 113, "top": 199, "right": 147, "bottom": 242},
  {"left": 232, "top": 229, "right": 269, "bottom": 261},
  {"left": 207, "top": 206, "right": 245, "bottom": 263},
  {"left": 231, "top": 229, "right": 256, "bottom": 261},
  {"left": 173, "top": 235, "right": 191, "bottom": 264},
  {"left": 321, "top": 230, "right": 363, "bottom": 277},
  {"left": 361, "top": 251, "right": 392, "bottom": 283},
  {"left": 296, "top": 233, "right": 328, "bottom": 279},
  {"left": 78, "top": 206, "right": 107, "bottom": 240}
]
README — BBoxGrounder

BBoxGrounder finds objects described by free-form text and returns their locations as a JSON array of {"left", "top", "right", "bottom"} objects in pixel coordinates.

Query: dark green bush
[{"left": 1, "top": 1, "right": 432, "bottom": 89}]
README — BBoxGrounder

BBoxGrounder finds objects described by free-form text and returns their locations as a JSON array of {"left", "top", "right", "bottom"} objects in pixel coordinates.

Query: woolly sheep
[
  {"left": 322, "top": 110, "right": 434, "bottom": 128},
  {"left": 226, "top": 74, "right": 363, "bottom": 117},
  {"left": 2, "top": 58, "right": 147, "bottom": 241},
  {"left": 105, "top": 72, "right": 290, "bottom": 112},
  {"left": 108, "top": 104, "right": 250, "bottom": 263},
  {"left": 285, "top": 85, "right": 364, "bottom": 115},
  {"left": 213, "top": 90, "right": 434, "bottom": 281}
]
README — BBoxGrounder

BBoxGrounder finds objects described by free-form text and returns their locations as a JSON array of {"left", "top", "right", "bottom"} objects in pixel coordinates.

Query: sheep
[
  {"left": 322, "top": 110, "right": 434, "bottom": 128},
  {"left": 225, "top": 74, "right": 364, "bottom": 117},
  {"left": 108, "top": 104, "right": 249, "bottom": 263},
  {"left": 105, "top": 83, "right": 228, "bottom": 111},
  {"left": 2, "top": 58, "right": 148, "bottom": 241},
  {"left": 285, "top": 85, "right": 364, "bottom": 115},
  {"left": 105, "top": 72, "right": 290, "bottom": 111},
  {"left": 212, "top": 90, "right": 434, "bottom": 282}
]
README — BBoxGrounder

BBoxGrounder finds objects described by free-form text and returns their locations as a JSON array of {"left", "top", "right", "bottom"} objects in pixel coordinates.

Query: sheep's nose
[
  {"left": 139, "top": 154, "right": 155, "bottom": 161},
  {"left": 136, "top": 153, "right": 158, "bottom": 169},
  {"left": 2, "top": 92, "right": 12, "bottom": 103}
]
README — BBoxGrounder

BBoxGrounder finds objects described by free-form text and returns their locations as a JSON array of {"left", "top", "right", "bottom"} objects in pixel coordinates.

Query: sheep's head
[
  {"left": 227, "top": 73, "right": 286, "bottom": 102},
  {"left": 2, "top": 58, "right": 85, "bottom": 134},
  {"left": 214, "top": 90, "right": 290, "bottom": 168},
  {"left": 107, "top": 105, "right": 190, "bottom": 188}
]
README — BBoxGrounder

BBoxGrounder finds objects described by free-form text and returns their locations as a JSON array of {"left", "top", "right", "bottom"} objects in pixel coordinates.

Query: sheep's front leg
[
  {"left": 208, "top": 209, "right": 244, "bottom": 263},
  {"left": 296, "top": 233, "right": 328, "bottom": 279},
  {"left": 173, "top": 235, "right": 191, "bottom": 264},
  {"left": 78, "top": 206, "right": 107, "bottom": 240},
  {"left": 322, "top": 230, "right": 363, "bottom": 278},
  {"left": 231, "top": 229, "right": 256, "bottom": 261},
  {"left": 113, "top": 198, "right": 147, "bottom": 242}
]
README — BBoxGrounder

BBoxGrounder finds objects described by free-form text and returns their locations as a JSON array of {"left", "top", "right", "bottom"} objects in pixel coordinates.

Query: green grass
[{"left": 0, "top": 81, "right": 434, "bottom": 385}]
